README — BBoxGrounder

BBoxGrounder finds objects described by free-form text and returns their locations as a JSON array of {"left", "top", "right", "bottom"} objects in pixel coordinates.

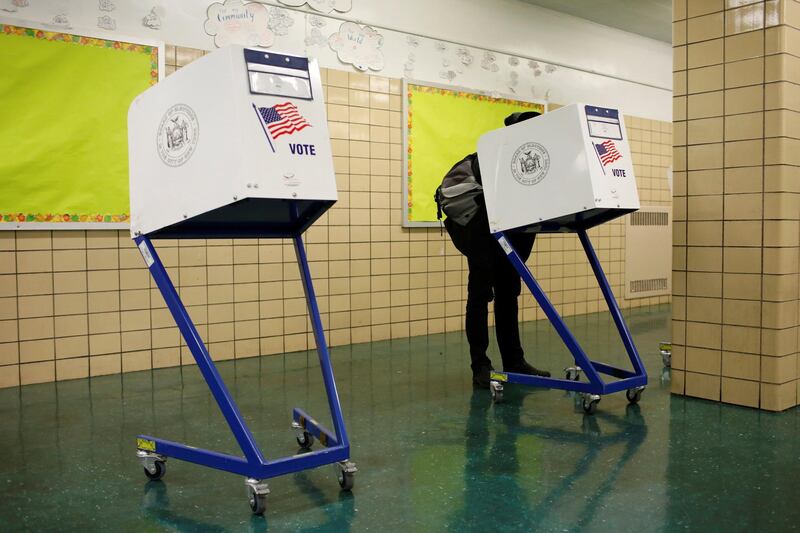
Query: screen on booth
[
  {"left": 245, "top": 49, "right": 313, "bottom": 100},
  {"left": 585, "top": 105, "right": 622, "bottom": 140}
]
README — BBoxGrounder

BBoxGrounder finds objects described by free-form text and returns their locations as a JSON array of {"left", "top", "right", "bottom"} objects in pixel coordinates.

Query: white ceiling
[{"left": 516, "top": 0, "right": 672, "bottom": 43}]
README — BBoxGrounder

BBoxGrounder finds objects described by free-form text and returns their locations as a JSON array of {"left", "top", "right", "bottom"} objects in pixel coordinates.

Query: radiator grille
[{"left": 624, "top": 207, "right": 672, "bottom": 300}]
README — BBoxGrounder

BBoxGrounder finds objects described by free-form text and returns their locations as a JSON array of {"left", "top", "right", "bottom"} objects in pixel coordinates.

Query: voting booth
[
  {"left": 477, "top": 104, "right": 647, "bottom": 413},
  {"left": 128, "top": 46, "right": 355, "bottom": 514}
]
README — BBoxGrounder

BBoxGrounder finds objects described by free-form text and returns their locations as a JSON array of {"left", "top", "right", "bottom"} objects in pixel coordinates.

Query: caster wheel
[
  {"left": 564, "top": 367, "right": 582, "bottom": 381},
  {"left": 248, "top": 487, "right": 267, "bottom": 515},
  {"left": 581, "top": 395, "right": 600, "bottom": 415},
  {"left": 144, "top": 460, "right": 166, "bottom": 481},
  {"left": 296, "top": 431, "right": 314, "bottom": 450},
  {"left": 489, "top": 381, "right": 504, "bottom": 403},
  {"left": 626, "top": 387, "right": 644, "bottom": 404},
  {"left": 338, "top": 470, "right": 355, "bottom": 491}
]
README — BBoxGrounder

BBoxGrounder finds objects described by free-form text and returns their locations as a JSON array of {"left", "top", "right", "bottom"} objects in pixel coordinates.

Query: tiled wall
[
  {"left": 0, "top": 46, "right": 672, "bottom": 388},
  {"left": 672, "top": 0, "right": 800, "bottom": 410}
]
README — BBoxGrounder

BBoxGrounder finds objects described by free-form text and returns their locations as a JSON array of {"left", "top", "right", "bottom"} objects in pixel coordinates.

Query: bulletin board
[
  {"left": 0, "top": 20, "right": 163, "bottom": 229},
  {"left": 403, "top": 81, "right": 546, "bottom": 227}
]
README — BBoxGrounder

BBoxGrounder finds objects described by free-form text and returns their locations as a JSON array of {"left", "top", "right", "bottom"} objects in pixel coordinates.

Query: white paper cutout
[
  {"left": 439, "top": 70, "right": 456, "bottom": 81},
  {"left": 441, "top": 58, "right": 450, "bottom": 68},
  {"left": 205, "top": 0, "right": 274, "bottom": 48},
  {"left": 403, "top": 52, "right": 415, "bottom": 78},
  {"left": 97, "top": 14, "right": 116, "bottom": 30},
  {"left": 434, "top": 41, "right": 447, "bottom": 53},
  {"left": 277, "top": 0, "right": 351, "bottom": 14},
  {"left": 98, "top": 0, "right": 115, "bottom": 12},
  {"left": 528, "top": 60, "right": 539, "bottom": 70},
  {"left": 142, "top": 6, "right": 161, "bottom": 29},
  {"left": 508, "top": 56, "right": 519, "bottom": 67},
  {"left": 545, "top": 64, "right": 557, "bottom": 74},
  {"left": 328, "top": 22, "right": 384, "bottom": 72},
  {"left": 305, "top": 27, "right": 326, "bottom": 47},
  {"left": 267, "top": 6, "right": 294, "bottom": 36},
  {"left": 308, "top": 14, "right": 325, "bottom": 27},
  {"left": 480, "top": 51, "right": 499, "bottom": 72},
  {"left": 533, "top": 68, "right": 542, "bottom": 77},
  {"left": 1, "top": 0, "right": 27, "bottom": 11},
  {"left": 406, "top": 35, "right": 419, "bottom": 47},
  {"left": 456, "top": 47, "right": 473, "bottom": 67},
  {"left": 51, "top": 13, "right": 71, "bottom": 28}
]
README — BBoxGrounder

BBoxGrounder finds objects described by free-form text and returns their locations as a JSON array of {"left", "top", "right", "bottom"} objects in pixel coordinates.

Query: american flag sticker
[
  {"left": 594, "top": 139, "right": 622, "bottom": 168},
  {"left": 252, "top": 101, "right": 311, "bottom": 152},
  {"left": 259, "top": 102, "right": 311, "bottom": 139}
]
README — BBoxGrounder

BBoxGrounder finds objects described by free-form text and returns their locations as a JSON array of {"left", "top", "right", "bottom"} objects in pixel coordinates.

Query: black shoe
[
  {"left": 472, "top": 365, "right": 493, "bottom": 389},
  {"left": 505, "top": 360, "right": 551, "bottom": 378}
]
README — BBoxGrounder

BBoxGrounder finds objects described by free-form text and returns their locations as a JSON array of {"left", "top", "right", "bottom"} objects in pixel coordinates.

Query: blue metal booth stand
[
  {"left": 133, "top": 202, "right": 355, "bottom": 515},
  {"left": 489, "top": 223, "right": 648, "bottom": 414}
]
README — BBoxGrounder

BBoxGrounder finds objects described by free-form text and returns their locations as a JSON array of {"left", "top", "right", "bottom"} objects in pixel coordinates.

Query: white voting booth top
[
  {"left": 477, "top": 103, "right": 640, "bottom": 234},
  {"left": 128, "top": 46, "right": 336, "bottom": 239}
]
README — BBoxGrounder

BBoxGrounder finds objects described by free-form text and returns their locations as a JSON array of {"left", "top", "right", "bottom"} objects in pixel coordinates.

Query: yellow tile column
[{"left": 672, "top": 0, "right": 800, "bottom": 410}]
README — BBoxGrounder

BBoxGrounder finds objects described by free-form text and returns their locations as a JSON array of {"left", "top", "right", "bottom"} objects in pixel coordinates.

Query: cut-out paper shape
[
  {"left": 1, "top": 0, "right": 27, "bottom": 11},
  {"left": 99, "top": 0, "right": 115, "bottom": 11},
  {"left": 439, "top": 70, "right": 456, "bottom": 81},
  {"left": 508, "top": 56, "right": 519, "bottom": 67},
  {"left": 277, "top": 0, "right": 351, "bottom": 14},
  {"left": 534, "top": 68, "right": 542, "bottom": 77},
  {"left": 434, "top": 41, "right": 447, "bottom": 53},
  {"left": 480, "top": 51, "right": 499, "bottom": 72},
  {"left": 545, "top": 64, "right": 557, "bottom": 74},
  {"left": 328, "top": 22, "right": 384, "bottom": 72},
  {"left": 308, "top": 14, "right": 325, "bottom": 27},
  {"left": 97, "top": 14, "right": 116, "bottom": 30},
  {"left": 406, "top": 35, "right": 419, "bottom": 47},
  {"left": 142, "top": 7, "right": 162, "bottom": 29},
  {"left": 205, "top": 0, "right": 274, "bottom": 48},
  {"left": 456, "top": 47, "right": 473, "bottom": 67},
  {"left": 305, "top": 27, "right": 326, "bottom": 47},
  {"left": 51, "top": 13, "right": 71, "bottom": 28},
  {"left": 528, "top": 60, "right": 539, "bottom": 70},
  {"left": 268, "top": 6, "right": 294, "bottom": 36},
  {"left": 442, "top": 58, "right": 450, "bottom": 68}
]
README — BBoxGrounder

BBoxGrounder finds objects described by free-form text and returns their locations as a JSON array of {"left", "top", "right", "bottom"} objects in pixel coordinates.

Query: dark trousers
[{"left": 445, "top": 211, "right": 535, "bottom": 372}]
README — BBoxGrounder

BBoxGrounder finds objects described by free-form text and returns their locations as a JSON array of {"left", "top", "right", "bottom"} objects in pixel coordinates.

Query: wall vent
[{"left": 625, "top": 207, "right": 672, "bottom": 300}]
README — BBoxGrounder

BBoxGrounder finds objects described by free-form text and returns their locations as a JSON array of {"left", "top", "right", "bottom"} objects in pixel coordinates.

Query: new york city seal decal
[
  {"left": 510, "top": 142, "right": 550, "bottom": 186},
  {"left": 157, "top": 104, "right": 199, "bottom": 167}
]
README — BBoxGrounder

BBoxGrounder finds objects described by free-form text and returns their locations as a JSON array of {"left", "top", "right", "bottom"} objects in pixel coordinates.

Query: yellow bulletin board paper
[
  {"left": 404, "top": 82, "right": 545, "bottom": 226},
  {"left": 0, "top": 23, "right": 159, "bottom": 227}
]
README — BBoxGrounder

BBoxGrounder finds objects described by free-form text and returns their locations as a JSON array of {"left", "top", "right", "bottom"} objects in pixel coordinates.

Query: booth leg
[
  {"left": 492, "top": 232, "right": 604, "bottom": 388},
  {"left": 134, "top": 236, "right": 266, "bottom": 466}
]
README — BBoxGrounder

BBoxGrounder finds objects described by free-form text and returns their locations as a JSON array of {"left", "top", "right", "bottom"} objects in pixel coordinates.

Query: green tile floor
[{"left": 1, "top": 304, "right": 799, "bottom": 531}]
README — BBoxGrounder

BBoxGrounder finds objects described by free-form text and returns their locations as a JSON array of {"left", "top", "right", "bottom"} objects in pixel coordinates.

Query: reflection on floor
[{"left": 0, "top": 304, "right": 798, "bottom": 531}]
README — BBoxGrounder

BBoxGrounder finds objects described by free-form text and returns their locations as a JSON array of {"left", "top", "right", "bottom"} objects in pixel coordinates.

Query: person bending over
[{"left": 435, "top": 111, "right": 551, "bottom": 389}]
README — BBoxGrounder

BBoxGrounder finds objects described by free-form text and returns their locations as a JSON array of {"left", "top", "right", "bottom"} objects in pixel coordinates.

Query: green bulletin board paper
[
  {"left": 0, "top": 24, "right": 157, "bottom": 225},
  {"left": 406, "top": 83, "right": 545, "bottom": 225}
]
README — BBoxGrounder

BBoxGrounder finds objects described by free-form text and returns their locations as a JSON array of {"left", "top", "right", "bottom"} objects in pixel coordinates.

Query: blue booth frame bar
[
  {"left": 488, "top": 228, "right": 648, "bottom": 413},
  {"left": 133, "top": 233, "right": 355, "bottom": 514}
]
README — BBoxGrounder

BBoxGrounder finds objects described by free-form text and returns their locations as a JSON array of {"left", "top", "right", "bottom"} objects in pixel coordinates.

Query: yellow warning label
[
  {"left": 137, "top": 438, "right": 156, "bottom": 452},
  {"left": 490, "top": 372, "right": 508, "bottom": 382}
]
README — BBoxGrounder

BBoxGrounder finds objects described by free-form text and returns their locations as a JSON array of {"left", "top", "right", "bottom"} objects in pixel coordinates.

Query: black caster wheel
[
  {"left": 582, "top": 396, "right": 600, "bottom": 415},
  {"left": 626, "top": 387, "right": 644, "bottom": 404},
  {"left": 143, "top": 460, "right": 166, "bottom": 481},
  {"left": 489, "top": 381, "right": 504, "bottom": 403},
  {"left": 564, "top": 367, "right": 581, "bottom": 381},
  {"left": 338, "top": 470, "right": 355, "bottom": 491},
  {"left": 296, "top": 431, "right": 314, "bottom": 450},
  {"left": 248, "top": 487, "right": 267, "bottom": 515}
]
